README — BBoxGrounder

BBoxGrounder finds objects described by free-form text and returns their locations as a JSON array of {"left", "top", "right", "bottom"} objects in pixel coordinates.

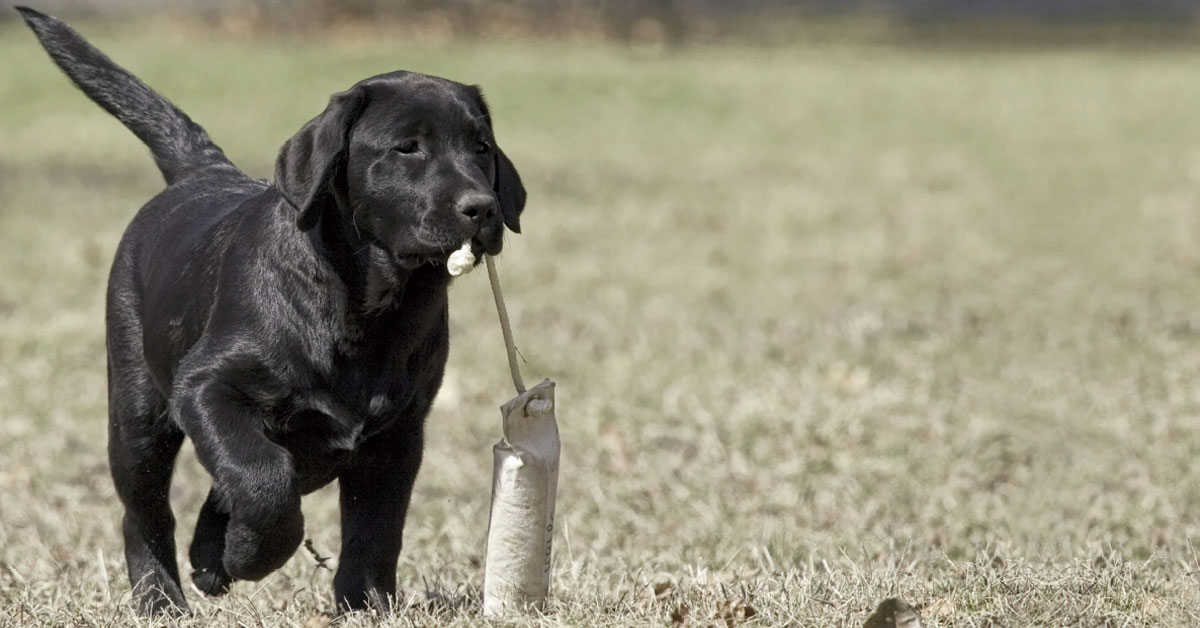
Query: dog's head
[{"left": 275, "top": 71, "right": 524, "bottom": 267}]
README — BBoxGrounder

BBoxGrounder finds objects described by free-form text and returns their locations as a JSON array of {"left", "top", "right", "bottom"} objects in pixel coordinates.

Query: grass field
[{"left": 3, "top": 18, "right": 1200, "bottom": 626}]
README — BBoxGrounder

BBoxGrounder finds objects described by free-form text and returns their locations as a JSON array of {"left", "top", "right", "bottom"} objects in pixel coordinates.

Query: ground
[{"left": 2, "top": 19, "right": 1200, "bottom": 627}]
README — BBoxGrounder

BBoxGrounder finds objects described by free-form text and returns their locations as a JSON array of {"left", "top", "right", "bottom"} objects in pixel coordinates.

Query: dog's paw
[
  {"left": 191, "top": 566, "right": 232, "bottom": 596},
  {"left": 222, "top": 513, "right": 304, "bottom": 581}
]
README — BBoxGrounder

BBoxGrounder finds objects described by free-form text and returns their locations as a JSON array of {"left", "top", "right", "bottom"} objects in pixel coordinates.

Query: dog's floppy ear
[
  {"left": 494, "top": 146, "right": 525, "bottom": 234},
  {"left": 471, "top": 86, "right": 525, "bottom": 234},
  {"left": 275, "top": 87, "right": 366, "bottom": 231}
]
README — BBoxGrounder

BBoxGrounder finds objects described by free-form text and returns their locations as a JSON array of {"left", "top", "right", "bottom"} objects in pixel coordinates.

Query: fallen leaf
[
  {"left": 671, "top": 603, "right": 690, "bottom": 626},
  {"left": 925, "top": 598, "right": 955, "bottom": 618},
  {"left": 863, "top": 598, "right": 921, "bottom": 628},
  {"left": 304, "top": 614, "right": 332, "bottom": 628},
  {"left": 718, "top": 598, "right": 758, "bottom": 627},
  {"left": 639, "top": 573, "right": 677, "bottom": 607}
]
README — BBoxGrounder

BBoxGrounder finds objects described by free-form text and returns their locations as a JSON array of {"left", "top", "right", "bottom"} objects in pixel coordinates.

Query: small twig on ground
[
  {"left": 303, "top": 539, "right": 332, "bottom": 571},
  {"left": 303, "top": 538, "right": 334, "bottom": 593}
]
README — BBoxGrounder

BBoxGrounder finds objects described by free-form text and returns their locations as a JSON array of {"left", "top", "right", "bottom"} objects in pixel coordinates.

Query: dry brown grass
[{"left": 3, "top": 21, "right": 1200, "bottom": 627}]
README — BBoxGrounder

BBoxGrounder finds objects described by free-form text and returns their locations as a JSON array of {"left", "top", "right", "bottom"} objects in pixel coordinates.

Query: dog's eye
[
  {"left": 392, "top": 140, "right": 420, "bottom": 155},
  {"left": 475, "top": 140, "right": 491, "bottom": 155}
]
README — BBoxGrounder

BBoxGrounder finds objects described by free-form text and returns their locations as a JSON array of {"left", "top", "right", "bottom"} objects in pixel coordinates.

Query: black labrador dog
[{"left": 18, "top": 7, "right": 524, "bottom": 615}]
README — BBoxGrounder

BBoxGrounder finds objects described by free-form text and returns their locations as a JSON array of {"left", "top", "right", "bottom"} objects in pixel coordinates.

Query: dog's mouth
[{"left": 390, "top": 236, "right": 497, "bottom": 271}]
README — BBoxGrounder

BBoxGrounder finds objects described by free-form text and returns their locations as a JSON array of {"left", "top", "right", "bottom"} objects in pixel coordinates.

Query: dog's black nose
[{"left": 456, "top": 193, "right": 497, "bottom": 225}]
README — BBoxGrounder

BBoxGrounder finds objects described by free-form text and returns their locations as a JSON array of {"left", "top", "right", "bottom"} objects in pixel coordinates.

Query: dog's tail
[{"left": 17, "top": 7, "right": 233, "bottom": 184}]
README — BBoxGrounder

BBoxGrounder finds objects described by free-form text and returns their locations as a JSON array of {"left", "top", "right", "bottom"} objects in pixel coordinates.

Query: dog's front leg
[
  {"left": 171, "top": 373, "right": 304, "bottom": 583},
  {"left": 188, "top": 489, "right": 232, "bottom": 595},
  {"left": 333, "top": 424, "right": 424, "bottom": 611}
]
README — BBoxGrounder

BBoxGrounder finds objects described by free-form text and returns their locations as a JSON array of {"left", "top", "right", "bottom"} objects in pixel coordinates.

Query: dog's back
[{"left": 18, "top": 7, "right": 281, "bottom": 386}]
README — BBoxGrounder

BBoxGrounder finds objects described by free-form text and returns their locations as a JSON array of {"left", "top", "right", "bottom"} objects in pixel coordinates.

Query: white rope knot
[{"left": 447, "top": 241, "right": 476, "bottom": 277}]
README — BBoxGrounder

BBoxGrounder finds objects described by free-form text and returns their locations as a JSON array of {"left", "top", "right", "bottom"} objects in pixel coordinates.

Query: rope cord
[{"left": 485, "top": 254, "right": 525, "bottom": 394}]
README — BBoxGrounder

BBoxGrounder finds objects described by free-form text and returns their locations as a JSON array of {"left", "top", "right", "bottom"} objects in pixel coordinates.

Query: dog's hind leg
[
  {"left": 188, "top": 488, "right": 232, "bottom": 596},
  {"left": 107, "top": 268, "right": 189, "bottom": 615},
  {"left": 108, "top": 369, "right": 188, "bottom": 615}
]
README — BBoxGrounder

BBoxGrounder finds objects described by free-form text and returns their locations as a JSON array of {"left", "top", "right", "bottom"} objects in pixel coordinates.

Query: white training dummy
[
  {"left": 483, "top": 379, "right": 559, "bottom": 616},
  {"left": 469, "top": 254, "right": 560, "bottom": 616}
]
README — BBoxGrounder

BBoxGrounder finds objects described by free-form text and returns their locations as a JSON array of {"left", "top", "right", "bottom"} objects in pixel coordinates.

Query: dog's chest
[
  {"left": 329, "top": 350, "right": 416, "bottom": 425},
  {"left": 273, "top": 364, "right": 429, "bottom": 493},
  {"left": 271, "top": 311, "right": 448, "bottom": 492}
]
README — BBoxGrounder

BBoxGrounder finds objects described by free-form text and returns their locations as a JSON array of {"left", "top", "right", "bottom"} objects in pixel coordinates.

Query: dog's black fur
[{"left": 18, "top": 7, "right": 525, "bottom": 615}]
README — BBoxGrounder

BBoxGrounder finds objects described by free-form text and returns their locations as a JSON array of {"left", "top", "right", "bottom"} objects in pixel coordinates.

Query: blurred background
[
  {"left": 3, "top": 1, "right": 1200, "bottom": 625},
  {"left": 6, "top": 0, "right": 1200, "bottom": 44}
]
